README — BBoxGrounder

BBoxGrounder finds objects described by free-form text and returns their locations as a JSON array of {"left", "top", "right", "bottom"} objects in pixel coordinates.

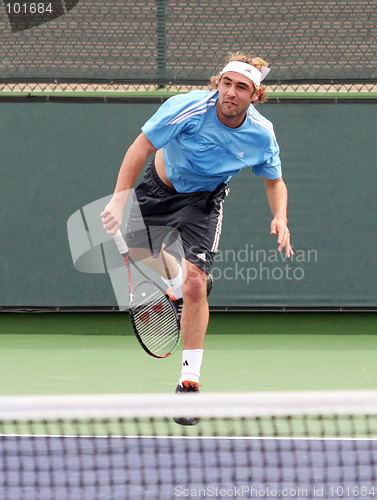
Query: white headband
[{"left": 220, "top": 61, "right": 271, "bottom": 88}]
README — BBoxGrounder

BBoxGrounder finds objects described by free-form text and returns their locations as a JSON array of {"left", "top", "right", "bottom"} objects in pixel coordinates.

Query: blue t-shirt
[{"left": 142, "top": 90, "right": 282, "bottom": 193}]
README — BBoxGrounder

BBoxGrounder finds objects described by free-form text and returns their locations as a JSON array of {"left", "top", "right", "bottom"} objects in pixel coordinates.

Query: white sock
[
  {"left": 161, "top": 264, "right": 183, "bottom": 299},
  {"left": 179, "top": 349, "right": 203, "bottom": 385}
]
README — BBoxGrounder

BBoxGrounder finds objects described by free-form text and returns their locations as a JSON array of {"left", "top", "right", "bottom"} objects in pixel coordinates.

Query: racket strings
[
  {"left": 132, "top": 282, "right": 180, "bottom": 356},
  {"left": 134, "top": 303, "right": 178, "bottom": 353},
  {"left": 136, "top": 308, "right": 177, "bottom": 350}
]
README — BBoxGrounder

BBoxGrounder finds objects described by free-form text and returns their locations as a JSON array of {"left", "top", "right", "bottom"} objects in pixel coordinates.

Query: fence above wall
[{"left": 1, "top": 1, "right": 376, "bottom": 86}]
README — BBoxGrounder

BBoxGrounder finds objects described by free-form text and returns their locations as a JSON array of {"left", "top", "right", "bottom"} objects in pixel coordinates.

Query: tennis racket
[{"left": 112, "top": 230, "right": 181, "bottom": 358}]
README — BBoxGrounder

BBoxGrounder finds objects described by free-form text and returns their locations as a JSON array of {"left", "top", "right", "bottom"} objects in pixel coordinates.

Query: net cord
[{"left": 0, "top": 390, "right": 376, "bottom": 421}]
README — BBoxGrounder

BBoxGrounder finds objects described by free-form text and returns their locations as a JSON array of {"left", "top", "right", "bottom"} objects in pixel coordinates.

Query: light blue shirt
[{"left": 142, "top": 90, "right": 282, "bottom": 193}]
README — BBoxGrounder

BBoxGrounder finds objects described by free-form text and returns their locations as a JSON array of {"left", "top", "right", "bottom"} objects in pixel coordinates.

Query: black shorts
[{"left": 125, "top": 160, "right": 229, "bottom": 274}]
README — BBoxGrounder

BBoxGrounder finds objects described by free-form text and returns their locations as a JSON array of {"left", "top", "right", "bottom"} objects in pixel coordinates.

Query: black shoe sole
[{"left": 173, "top": 416, "right": 200, "bottom": 426}]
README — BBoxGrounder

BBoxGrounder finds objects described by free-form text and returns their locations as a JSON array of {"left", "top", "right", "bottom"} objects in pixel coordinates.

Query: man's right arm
[{"left": 100, "top": 132, "right": 156, "bottom": 235}]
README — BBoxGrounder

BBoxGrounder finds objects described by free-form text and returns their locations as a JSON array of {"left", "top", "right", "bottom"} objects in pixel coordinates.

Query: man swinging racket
[{"left": 101, "top": 52, "right": 293, "bottom": 424}]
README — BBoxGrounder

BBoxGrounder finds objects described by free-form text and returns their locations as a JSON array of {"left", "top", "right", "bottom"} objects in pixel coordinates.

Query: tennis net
[{"left": 1, "top": 390, "right": 377, "bottom": 499}]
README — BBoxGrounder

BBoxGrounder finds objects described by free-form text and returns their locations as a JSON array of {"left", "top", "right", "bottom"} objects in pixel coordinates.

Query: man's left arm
[{"left": 263, "top": 177, "right": 294, "bottom": 258}]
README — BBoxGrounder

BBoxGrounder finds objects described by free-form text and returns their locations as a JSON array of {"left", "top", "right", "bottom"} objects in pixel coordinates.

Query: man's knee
[{"left": 182, "top": 266, "right": 207, "bottom": 303}]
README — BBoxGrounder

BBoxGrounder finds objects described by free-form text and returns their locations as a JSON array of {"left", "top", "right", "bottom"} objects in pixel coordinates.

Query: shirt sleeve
[
  {"left": 252, "top": 134, "right": 282, "bottom": 179},
  {"left": 141, "top": 92, "right": 204, "bottom": 150}
]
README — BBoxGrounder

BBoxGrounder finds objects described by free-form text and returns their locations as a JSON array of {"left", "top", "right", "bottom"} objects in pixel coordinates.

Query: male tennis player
[{"left": 101, "top": 52, "right": 293, "bottom": 423}]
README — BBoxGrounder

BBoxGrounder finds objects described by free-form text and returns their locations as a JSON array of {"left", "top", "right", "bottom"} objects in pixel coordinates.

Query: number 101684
[
  {"left": 5, "top": 3, "right": 53, "bottom": 15},
  {"left": 329, "top": 485, "right": 376, "bottom": 497}
]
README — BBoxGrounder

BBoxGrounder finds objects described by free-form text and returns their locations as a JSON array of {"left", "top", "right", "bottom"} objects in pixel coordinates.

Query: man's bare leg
[
  {"left": 173, "top": 260, "right": 207, "bottom": 425},
  {"left": 180, "top": 260, "right": 209, "bottom": 350}
]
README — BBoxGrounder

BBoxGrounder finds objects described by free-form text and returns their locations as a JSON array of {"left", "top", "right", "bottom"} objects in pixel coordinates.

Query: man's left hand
[{"left": 270, "top": 218, "right": 294, "bottom": 258}]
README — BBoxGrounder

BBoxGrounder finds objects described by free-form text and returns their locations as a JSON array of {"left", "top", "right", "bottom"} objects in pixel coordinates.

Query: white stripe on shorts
[{"left": 210, "top": 187, "right": 230, "bottom": 253}]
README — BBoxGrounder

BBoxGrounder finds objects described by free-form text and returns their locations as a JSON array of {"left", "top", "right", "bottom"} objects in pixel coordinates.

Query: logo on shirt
[
  {"left": 237, "top": 152, "right": 245, "bottom": 158},
  {"left": 196, "top": 253, "right": 207, "bottom": 262}
]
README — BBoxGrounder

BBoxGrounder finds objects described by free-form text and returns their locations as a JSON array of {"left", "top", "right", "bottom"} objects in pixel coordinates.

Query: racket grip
[{"left": 113, "top": 230, "right": 129, "bottom": 256}]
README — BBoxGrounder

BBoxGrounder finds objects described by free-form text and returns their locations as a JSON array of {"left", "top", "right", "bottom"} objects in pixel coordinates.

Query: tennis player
[{"left": 101, "top": 52, "right": 293, "bottom": 423}]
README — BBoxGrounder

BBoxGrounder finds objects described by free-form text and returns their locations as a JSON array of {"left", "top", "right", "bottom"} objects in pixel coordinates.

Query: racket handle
[{"left": 113, "top": 230, "right": 129, "bottom": 256}]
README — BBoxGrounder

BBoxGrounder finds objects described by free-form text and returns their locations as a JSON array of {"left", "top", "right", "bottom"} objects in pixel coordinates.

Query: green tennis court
[{"left": 1, "top": 312, "right": 377, "bottom": 396}]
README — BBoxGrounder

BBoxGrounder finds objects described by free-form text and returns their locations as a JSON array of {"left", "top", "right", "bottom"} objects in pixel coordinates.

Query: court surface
[
  {"left": 1, "top": 312, "right": 377, "bottom": 500},
  {"left": 1, "top": 311, "right": 377, "bottom": 396}
]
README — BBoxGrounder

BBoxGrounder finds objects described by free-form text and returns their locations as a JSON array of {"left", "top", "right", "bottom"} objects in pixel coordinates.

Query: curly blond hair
[{"left": 210, "top": 52, "right": 269, "bottom": 104}]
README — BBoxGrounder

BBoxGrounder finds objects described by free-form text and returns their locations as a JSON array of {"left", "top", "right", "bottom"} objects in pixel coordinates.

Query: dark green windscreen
[{"left": 0, "top": 101, "right": 376, "bottom": 308}]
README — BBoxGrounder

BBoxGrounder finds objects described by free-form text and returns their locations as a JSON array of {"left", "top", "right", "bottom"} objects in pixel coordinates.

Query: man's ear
[{"left": 251, "top": 88, "right": 261, "bottom": 102}]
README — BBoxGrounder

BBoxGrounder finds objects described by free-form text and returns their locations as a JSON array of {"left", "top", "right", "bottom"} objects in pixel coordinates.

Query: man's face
[{"left": 217, "top": 72, "right": 260, "bottom": 128}]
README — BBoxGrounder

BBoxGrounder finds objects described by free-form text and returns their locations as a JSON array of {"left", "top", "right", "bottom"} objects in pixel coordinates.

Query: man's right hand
[{"left": 100, "top": 192, "right": 129, "bottom": 235}]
